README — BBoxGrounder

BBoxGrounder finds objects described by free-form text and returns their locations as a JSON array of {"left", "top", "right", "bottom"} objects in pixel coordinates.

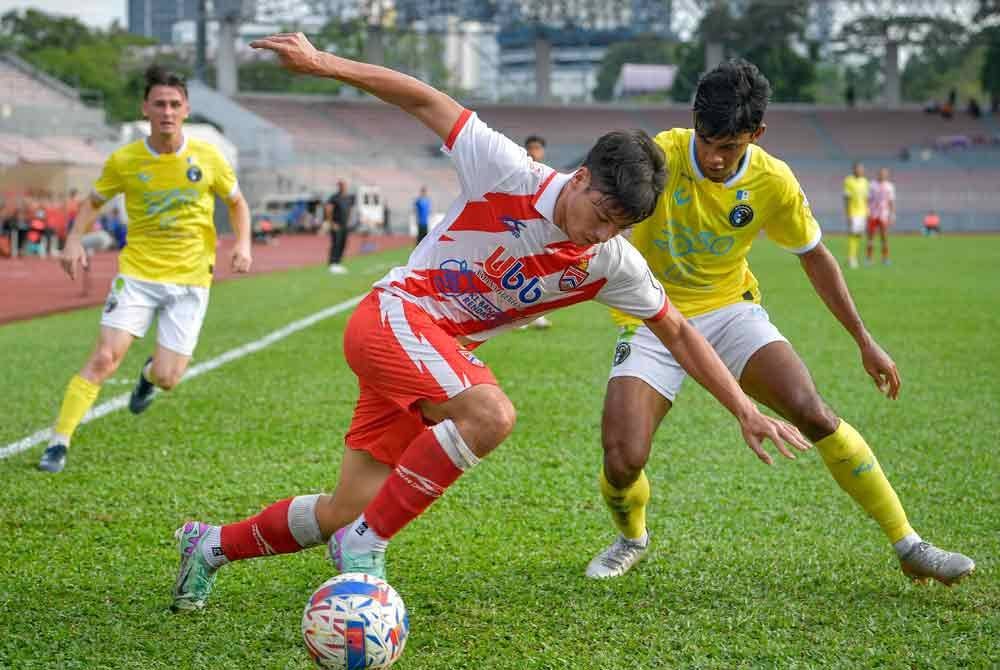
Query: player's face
[
  {"left": 143, "top": 85, "right": 189, "bottom": 137},
  {"left": 879, "top": 168, "right": 889, "bottom": 181},
  {"left": 526, "top": 141, "right": 545, "bottom": 161},
  {"left": 853, "top": 163, "right": 865, "bottom": 178},
  {"left": 556, "top": 168, "right": 628, "bottom": 246},
  {"left": 694, "top": 126, "right": 764, "bottom": 183}
]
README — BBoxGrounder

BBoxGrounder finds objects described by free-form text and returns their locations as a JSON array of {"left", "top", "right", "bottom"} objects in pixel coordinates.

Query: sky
[{"left": 0, "top": 1, "right": 126, "bottom": 30}]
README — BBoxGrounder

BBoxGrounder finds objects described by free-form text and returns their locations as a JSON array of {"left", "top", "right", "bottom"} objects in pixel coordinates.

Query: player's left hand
[
  {"left": 231, "top": 241, "right": 252, "bottom": 273},
  {"left": 860, "top": 339, "right": 900, "bottom": 399},
  {"left": 250, "top": 32, "right": 324, "bottom": 76}
]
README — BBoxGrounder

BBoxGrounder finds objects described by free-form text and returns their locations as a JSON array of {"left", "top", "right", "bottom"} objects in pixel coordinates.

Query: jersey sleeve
[
  {"left": 92, "top": 152, "right": 125, "bottom": 202},
  {"left": 209, "top": 148, "right": 239, "bottom": 201},
  {"left": 765, "top": 170, "right": 822, "bottom": 255},
  {"left": 441, "top": 110, "right": 529, "bottom": 199},
  {"left": 595, "top": 238, "right": 669, "bottom": 321}
]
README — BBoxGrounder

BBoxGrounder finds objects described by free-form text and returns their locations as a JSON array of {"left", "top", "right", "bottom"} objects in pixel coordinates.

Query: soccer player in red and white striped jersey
[{"left": 168, "top": 33, "right": 809, "bottom": 611}]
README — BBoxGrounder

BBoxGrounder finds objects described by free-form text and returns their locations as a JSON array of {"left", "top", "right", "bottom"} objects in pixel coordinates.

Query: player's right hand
[
  {"left": 249, "top": 33, "right": 323, "bottom": 77},
  {"left": 60, "top": 238, "right": 88, "bottom": 280},
  {"left": 738, "top": 408, "right": 812, "bottom": 466}
]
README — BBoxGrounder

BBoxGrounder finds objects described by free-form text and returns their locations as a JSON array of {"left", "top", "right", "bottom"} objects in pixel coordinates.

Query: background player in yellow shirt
[
  {"left": 587, "top": 59, "right": 974, "bottom": 586},
  {"left": 843, "top": 161, "right": 869, "bottom": 268},
  {"left": 38, "top": 66, "right": 252, "bottom": 473}
]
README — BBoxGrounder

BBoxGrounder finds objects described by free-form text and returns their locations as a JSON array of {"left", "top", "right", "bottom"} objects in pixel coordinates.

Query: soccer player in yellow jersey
[
  {"left": 587, "top": 60, "right": 974, "bottom": 586},
  {"left": 38, "top": 66, "right": 252, "bottom": 473},
  {"left": 843, "top": 161, "right": 869, "bottom": 268}
]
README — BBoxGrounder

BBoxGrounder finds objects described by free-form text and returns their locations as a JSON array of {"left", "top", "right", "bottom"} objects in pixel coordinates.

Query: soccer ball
[{"left": 302, "top": 573, "right": 409, "bottom": 669}]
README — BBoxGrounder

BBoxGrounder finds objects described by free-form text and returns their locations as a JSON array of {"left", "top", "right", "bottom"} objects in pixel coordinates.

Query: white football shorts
[
  {"left": 100, "top": 274, "right": 210, "bottom": 356},
  {"left": 848, "top": 215, "right": 867, "bottom": 235},
  {"left": 608, "top": 301, "right": 787, "bottom": 402}
]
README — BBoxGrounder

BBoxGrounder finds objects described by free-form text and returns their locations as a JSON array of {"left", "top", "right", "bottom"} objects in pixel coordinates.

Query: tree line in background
[{"left": 1, "top": 3, "right": 998, "bottom": 122}]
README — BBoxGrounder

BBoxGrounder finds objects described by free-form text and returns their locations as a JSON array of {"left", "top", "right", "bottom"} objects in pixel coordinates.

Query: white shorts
[
  {"left": 848, "top": 216, "right": 866, "bottom": 235},
  {"left": 608, "top": 301, "right": 787, "bottom": 402},
  {"left": 100, "top": 274, "right": 210, "bottom": 356}
]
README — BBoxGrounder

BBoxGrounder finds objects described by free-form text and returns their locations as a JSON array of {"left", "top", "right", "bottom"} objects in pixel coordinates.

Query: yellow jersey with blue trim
[
  {"left": 92, "top": 136, "right": 238, "bottom": 287},
  {"left": 611, "top": 128, "right": 821, "bottom": 323}
]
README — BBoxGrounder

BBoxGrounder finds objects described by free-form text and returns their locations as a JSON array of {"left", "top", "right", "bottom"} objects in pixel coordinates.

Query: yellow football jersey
[
  {"left": 612, "top": 128, "right": 821, "bottom": 323},
  {"left": 842, "top": 175, "right": 869, "bottom": 219},
  {"left": 93, "top": 136, "right": 238, "bottom": 287}
]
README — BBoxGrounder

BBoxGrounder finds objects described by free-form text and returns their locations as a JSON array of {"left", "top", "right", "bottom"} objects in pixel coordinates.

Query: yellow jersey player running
[
  {"left": 587, "top": 59, "right": 974, "bottom": 586},
  {"left": 38, "top": 66, "right": 252, "bottom": 473}
]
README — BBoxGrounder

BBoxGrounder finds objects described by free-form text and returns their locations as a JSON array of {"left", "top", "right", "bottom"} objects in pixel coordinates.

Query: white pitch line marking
[{"left": 0, "top": 293, "right": 365, "bottom": 460}]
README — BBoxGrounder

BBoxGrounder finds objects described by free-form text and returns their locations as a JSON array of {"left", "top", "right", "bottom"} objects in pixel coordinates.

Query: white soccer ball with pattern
[{"left": 302, "top": 573, "right": 409, "bottom": 669}]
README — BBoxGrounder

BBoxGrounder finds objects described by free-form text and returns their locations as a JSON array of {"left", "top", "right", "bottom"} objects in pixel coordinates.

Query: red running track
[{"left": 0, "top": 234, "right": 414, "bottom": 326}]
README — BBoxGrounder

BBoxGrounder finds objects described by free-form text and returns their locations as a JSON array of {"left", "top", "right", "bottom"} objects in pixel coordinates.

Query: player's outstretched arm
[
  {"left": 645, "top": 310, "right": 812, "bottom": 465},
  {"left": 250, "top": 32, "right": 463, "bottom": 144},
  {"left": 227, "top": 192, "right": 252, "bottom": 273},
  {"left": 798, "top": 243, "right": 901, "bottom": 399}
]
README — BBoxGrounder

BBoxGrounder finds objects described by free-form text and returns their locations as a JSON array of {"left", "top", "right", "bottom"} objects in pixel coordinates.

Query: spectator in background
[
  {"left": 845, "top": 83, "right": 856, "bottom": 108},
  {"left": 866, "top": 167, "right": 895, "bottom": 265},
  {"left": 923, "top": 210, "right": 941, "bottom": 236},
  {"left": 414, "top": 185, "right": 431, "bottom": 245},
  {"left": 843, "top": 161, "right": 869, "bottom": 269},
  {"left": 967, "top": 97, "right": 982, "bottom": 118},
  {"left": 102, "top": 207, "right": 127, "bottom": 249},
  {"left": 521, "top": 134, "right": 552, "bottom": 330},
  {"left": 326, "top": 179, "right": 354, "bottom": 275}
]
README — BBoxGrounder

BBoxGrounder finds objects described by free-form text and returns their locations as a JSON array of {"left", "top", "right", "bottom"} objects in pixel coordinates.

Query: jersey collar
[
  {"left": 144, "top": 133, "right": 188, "bottom": 157},
  {"left": 531, "top": 169, "right": 571, "bottom": 223},
  {"left": 688, "top": 131, "right": 753, "bottom": 188}
]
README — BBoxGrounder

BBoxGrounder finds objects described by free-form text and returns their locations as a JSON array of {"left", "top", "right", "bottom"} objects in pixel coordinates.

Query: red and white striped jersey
[
  {"left": 868, "top": 180, "right": 895, "bottom": 221},
  {"left": 373, "top": 109, "right": 668, "bottom": 342}
]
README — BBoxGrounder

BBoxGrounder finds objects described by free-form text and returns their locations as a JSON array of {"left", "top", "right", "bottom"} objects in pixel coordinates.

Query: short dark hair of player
[
  {"left": 524, "top": 134, "right": 546, "bottom": 148},
  {"left": 582, "top": 129, "right": 666, "bottom": 226},
  {"left": 144, "top": 65, "right": 188, "bottom": 100},
  {"left": 693, "top": 59, "right": 771, "bottom": 139}
]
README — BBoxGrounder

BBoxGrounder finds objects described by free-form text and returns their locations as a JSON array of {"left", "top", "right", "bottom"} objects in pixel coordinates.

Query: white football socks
[{"left": 342, "top": 514, "right": 389, "bottom": 555}]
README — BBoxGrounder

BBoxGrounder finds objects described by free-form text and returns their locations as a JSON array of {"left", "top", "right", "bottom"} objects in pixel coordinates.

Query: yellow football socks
[
  {"left": 599, "top": 467, "right": 650, "bottom": 541},
  {"left": 847, "top": 236, "right": 860, "bottom": 262},
  {"left": 816, "top": 420, "right": 913, "bottom": 543},
  {"left": 53, "top": 374, "right": 101, "bottom": 445}
]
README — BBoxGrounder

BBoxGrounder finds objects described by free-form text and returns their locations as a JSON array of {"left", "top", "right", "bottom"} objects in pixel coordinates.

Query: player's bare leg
[
  {"left": 41, "top": 326, "right": 135, "bottom": 472},
  {"left": 337, "top": 384, "right": 516, "bottom": 578},
  {"left": 586, "top": 377, "right": 670, "bottom": 578},
  {"left": 130, "top": 344, "right": 191, "bottom": 414},
  {"left": 739, "top": 341, "right": 974, "bottom": 585},
  {"left": 879, "top": 223, "right": 890, "bottom": 264}
]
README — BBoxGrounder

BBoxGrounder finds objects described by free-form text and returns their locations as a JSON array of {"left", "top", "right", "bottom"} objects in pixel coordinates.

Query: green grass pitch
[{"left": 1, "top": 236, "right": 997, "bottom": 669}]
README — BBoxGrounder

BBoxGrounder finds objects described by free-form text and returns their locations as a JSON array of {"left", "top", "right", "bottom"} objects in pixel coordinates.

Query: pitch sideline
[{"left": 0, "top": 293, "right": 365, "bottom": 460}]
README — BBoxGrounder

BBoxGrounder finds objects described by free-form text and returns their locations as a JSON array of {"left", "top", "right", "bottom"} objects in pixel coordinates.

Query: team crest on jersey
[
  {"left": 559, "top": 257, "right": 590, "bottom": 291},
  {"left": 457, "top": 347, "right": 485, "bottom": 367},
  {"left": 613, "top": 342, "right": 631, "bottom": 366},
  {"left": 728, "top": 204, "right": 754, "bottom": 228},
  {"left": 186, "top": 165, "right": 203, "bottom": 183},
  {"left": 500, "top": 216, "right": 526, "bottom": 238}
]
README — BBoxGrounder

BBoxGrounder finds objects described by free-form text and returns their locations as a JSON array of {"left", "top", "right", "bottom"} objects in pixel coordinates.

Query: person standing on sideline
[
  {"left": 414, "top": 185, "right": 431, "bottom": 245},
  {"left": 866, "top": 167, "right": 895, "bottom": 265},
  {"left": 520, "top": 134, "right": 553, "bottom": 330},
  {"left": 38, "top": 65, "right": 252, "bottom": 473},
  {"left": 923, "top": 210, "right": 941, "bottom": 236},
  {"left": 843, "top": 161, "right": 869, "bottom": 269},
  {"left": 326, "top": 179, "right": 353, "bottom": 274},
  {"left": 168, "top": 32, "right": 810, "bottom": 613}
]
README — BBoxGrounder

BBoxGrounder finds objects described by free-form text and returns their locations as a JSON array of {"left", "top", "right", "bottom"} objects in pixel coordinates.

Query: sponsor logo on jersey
[
  {"left": 736, "top": 189, "right": 750, "bottom": 201},
  {"left": 728, "top": 203, "right": 754, "bottom": 228},
  {"left": 436, "top": 259, "right": 509, "bottom": 325},
  {"left": 500, "top": 215, "right": 526, "bottom": 238},
  {"left": 613, "top": 342, "right": 631, "bottom": 366},
  {"left": 458, "top": 347, "right": 485, "bottom": 367},
  {"left": 558, "top": 257, "right": 590, "bottom": 291},
  {"left": 137, "top": 172, "right": 152, "bottom": 183},
  {"left": 481, "top": 246, "right": 542, "bottom": 304},
  {"left": 673, "top": 187, "right": 691, "bottom": 206}
]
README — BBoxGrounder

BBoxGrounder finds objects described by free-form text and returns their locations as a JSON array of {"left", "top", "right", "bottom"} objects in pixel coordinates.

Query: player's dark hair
[
  {"left": 524, "top": 134, "right": 546, "bottom": 147},
  {"left": 693, "top": 58, "right": 770, "bottom": 139},
  {"left": 144, "top": 65, "right": 188, "bottom": 100},
  {"left": 583, "top": 129, "right": 666, "bottom": 226}
]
